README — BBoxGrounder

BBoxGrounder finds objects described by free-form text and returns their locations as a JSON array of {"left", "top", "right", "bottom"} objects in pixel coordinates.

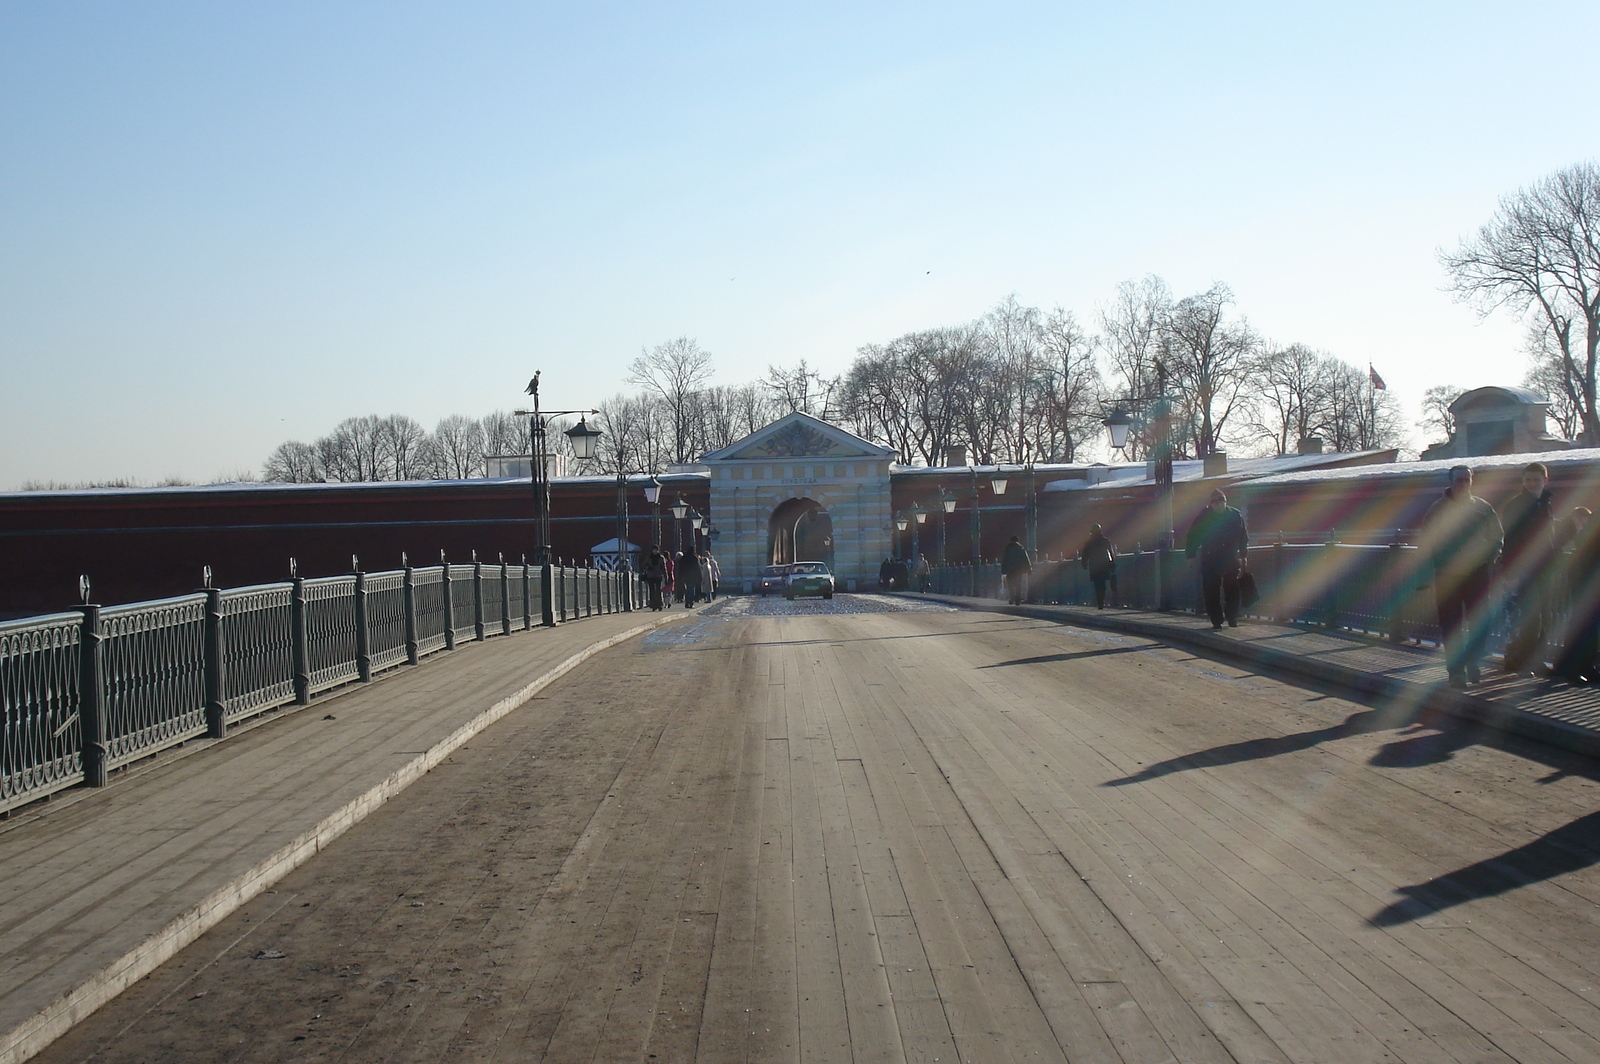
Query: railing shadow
[
  {"left": 1102, "top": 704, "right": 1420, "bottom": 786},
  {"left": 1369, "top": 809, "right": 1600, "bottom": 927},
  {"left": 978, "top": 644, "right": 1155, "bottom": 669}
]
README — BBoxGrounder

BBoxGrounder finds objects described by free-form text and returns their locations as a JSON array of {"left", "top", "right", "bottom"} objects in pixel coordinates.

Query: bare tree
[
  {"left": 1162, "top": 283, "right": 1258, "bottom": 457},
  {"left": 1524, "top": 327, "right": 1585, "bottom": 440},
  {"left": 262, "top": 440, "right": 323, "bottom": 483},
  {"left": 1321, "top": 361, "right": 1405, "bottom": 452},
  {"left": 628, "top": 337, "right": 714, "bottom": 464},
  {"left": 1250, "top": 343, "right": 1334, "bottom": 454},
  {"left": 432, "top": 415, "right": 487, "bottom": 479},
  {"left": 763, "top": 360, "right": 838, "bottom": 419},
  {"left": 1097, "top": 276, "right": 1172, "bottom": 458},
  {"left": 376, "top": 414, "right": 429, "bottom": 480},
  {"left": 1442, "top": 161, "right": 1600, "bottom": 442},
  {"left": 1030, "top": 306, "right": 1101, "bottom": 461},
  {"left": 1417, "top": 384, "right": 1465, "bottom": 447},
  {"left": 481, "top": 410, "right": 525, "bottom": 458}
]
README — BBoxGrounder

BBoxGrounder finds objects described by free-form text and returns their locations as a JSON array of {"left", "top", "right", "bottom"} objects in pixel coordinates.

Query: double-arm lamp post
[
  {"left": 1101, "top": 363, "right": 1176, "bottom": 610},
  {"left": 515, "top": 372, "right": 601, "bottom": 626}
]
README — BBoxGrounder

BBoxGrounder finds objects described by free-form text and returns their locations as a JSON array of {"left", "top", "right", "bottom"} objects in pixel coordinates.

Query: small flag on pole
[{"left": 1368, "top": 364, "right": 1387, "bottom": 390}]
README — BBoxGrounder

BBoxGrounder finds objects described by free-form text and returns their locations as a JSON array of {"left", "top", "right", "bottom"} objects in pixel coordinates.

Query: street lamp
[
  {"left": 1101, "top": 362, "right": 1176, "bottom": 610},
  {"left": 909, "top": 502, "right": 926, "bottom": 571},
  {"left": 643, "top": 476, "right": 662, "bottom": 549},
  {"left": 938, "top": 488, "right": 955, "bottom": 566},
  {"left": 564, "top": 417, "right": 603, "bottom": 460},
  {"left": 515, "top": 372, "right": 600, "bottom": 626},
  {"left": 670, "top": 495, "right": 689, "bottom": 554}
]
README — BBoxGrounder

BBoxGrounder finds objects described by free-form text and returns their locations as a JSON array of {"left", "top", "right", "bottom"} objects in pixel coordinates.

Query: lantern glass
[
  {"left": 895, "top": 514, "right": 909, "bottom": 531},
  {"left": 990, "top": 475, "right": 1008, "bottom": 495},
  {"left": 913, "top": 507, "right": 928, "bottom": 524},
  {"left": 564, "top": 417, "right": 603, "bottom": 460},
  {"left": 690, "top": 512, "right": 704, "bottom": 530},
  {"left": 1105, "top": 411, "right": 1133, "bottom": 450},
  {"left": 671, "top": 497, "right": 689, "bottom": 520},
  {"left": 643, "top": 477, "right": 661, "bottom": 504},
  {"left": 943, "top": 495, "right": 957, "bottom": 514}
]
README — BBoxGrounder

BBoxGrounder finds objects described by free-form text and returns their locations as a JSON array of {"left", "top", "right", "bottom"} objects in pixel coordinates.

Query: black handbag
[{"left": 1237, "top": 568, "right": 1259, "bottom": 610}]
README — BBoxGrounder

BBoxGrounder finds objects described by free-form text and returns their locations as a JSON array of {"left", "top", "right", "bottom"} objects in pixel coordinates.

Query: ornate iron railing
[
  {"left": 0, "top": 558, "right": 644, "bottom": 814},
  {"left": 0, "top": 612, "right": 82, "bottom": 809}
]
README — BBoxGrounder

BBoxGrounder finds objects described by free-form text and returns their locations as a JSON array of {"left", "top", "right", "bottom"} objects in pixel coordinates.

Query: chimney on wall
[
  {"left": 1203, "top": 451, "right": 1229, "bottom": 478},
  {"left": 1296, "top": 436, "right": 1324, "bottom": 456},
  {"left": 945, "top": 445, "right": 967, "bottom": 468}
]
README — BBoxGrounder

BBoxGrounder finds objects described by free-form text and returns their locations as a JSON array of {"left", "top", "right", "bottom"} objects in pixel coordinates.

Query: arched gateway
[{"left": 701, "top": 412, "right": 896, "bottom": 592}]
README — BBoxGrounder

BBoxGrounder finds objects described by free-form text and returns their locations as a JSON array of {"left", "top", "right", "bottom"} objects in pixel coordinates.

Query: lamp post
[
  {"left": 644, "top": 476, "right": 662, "bottom": 548},
  {"left": 909, "top": 502, "right": 926, "bottom": 569},
  {"left": 670, "top": 495, "right": 689, "bottom": 555},
  {"left": 939, "top": 489, "right": 956, "bottom": 566},
  {"left": 689, "top": 509, "right": 704, "bottom": 555},
  {"left": 514, "top": 373, "right": 600, "bottom": 626},
  {"left": 1102, "top": 362, "right": 1176, "bottom": 610}
]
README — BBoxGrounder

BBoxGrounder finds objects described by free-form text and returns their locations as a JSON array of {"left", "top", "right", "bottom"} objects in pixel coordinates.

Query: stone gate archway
[{"left": 769, "top": 497, "right": 833, "bottom": 567}]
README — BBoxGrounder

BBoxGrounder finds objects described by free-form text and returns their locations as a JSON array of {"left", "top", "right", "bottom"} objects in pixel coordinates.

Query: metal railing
[
  {"left": 1, "top": 558, "right": 644, "bottom": 814},
  {"left": 927, "top": 540, "right": 1479, "bottom": 648}
]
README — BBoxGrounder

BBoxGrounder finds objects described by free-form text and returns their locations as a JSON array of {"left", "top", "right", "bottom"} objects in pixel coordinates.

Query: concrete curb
[
  {"left": 1, "top": 613, "right": 683, "bottom": 1064},
  {"left": 913, "top": 594, "right": 1600, "bottom": 760}
]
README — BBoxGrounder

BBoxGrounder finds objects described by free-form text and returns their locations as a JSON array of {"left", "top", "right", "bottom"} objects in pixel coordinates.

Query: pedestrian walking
[
  {"left": 1185, "top": 489, "right": 1248, "bottom": 629},
  {"left": 703, "top": 552, "right": 721, "bottom": 601},
  {"left": 1000, "top": 535, "right": 1032, "bottom": 606},
  {"left": 641, "top": 550, "right": 667, "bottom": 611},
  {"left": 1498, "top": 462, "right": 1556, "bottom": 674},
  {"left": 1418, "top": 465, "right": 1503, "bottom": 687},
  {"left": 878, "top": 557, "right": 892, "bottom": 592},
  {"left": 662, "top": 552, "right": 676, "bottom": 607},
  {"left": 1079, "top": 523, "right": 1118, "bottom": 609},
  {"left": 678, "top": 551, "right": 703, "bottom": 608},
  {"left": 1555, "top": 509, "right": 1600, "bottom": 682},
  {"left": 914, "top": 553, "right": 931, "bottom": 593}
]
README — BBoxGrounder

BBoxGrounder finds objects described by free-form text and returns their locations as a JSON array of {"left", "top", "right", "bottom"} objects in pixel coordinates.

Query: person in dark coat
[
  {"left": 641, "top": 550, "right": 667, "bottom": 611},
  {"left": 1418, "top": 465, "right": 1503, "bottom": 687},
  {"left": 1185, "top": 489, "right": 1248, "bottom": 629},
  {"left": 678, "top": 551, "right": 703, "bottom": 607},
  {"left": 878, "top": 557, "right": 893, "bottom": 592},
  {"left": 1498, "top": 462, "right": 1555, "bottom": 673},
  {"left": 1000, "top": 535, "right": 1032, "bottom": 605},
  {"left": 1555, "top": 509, "right": 1600, "bottom": 681},
  {"left": 1079, "top": 523, "right": 1118, "bottom": 609}
]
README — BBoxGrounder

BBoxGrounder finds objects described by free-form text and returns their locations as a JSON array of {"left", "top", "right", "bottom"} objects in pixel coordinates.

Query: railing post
[
  {"left": 1385, "top": 538, "right": 1406, "bottom": 643},
  {"left": 540, "top": 559, "right": 556, "bottom": 627},
  {"left": 500, "top": 555, "right": 512, "bottom": 636},
  {"left": 622, "top": 566, "right": 633, "bottom": 612},
  {"left": 522, "top": 556, "right": 533, "bottom": 629},
  {"left": 291, "top": 563, "right": 311, "bottom": 705},
  {"left": 403, "top": 554, "right": 419, "bottom": 665},
  {"left": 472, "top": 551, "right": 486, "bottom": 641},
  {"left": 77, "top": 597, "right": 108, "bottom": 787},
  {"left": 1323, "top": 531, "right": 1340, "bottom": 630},
  {"left": 1270, "top": 538, "right": 1285, "bottom": 623},
  {"left": 441, "top": 555, "right": 457, "bottom": 650},
  {"left": 353, "top": 556, "right": 372, "bottom": 682},
  {"left": 203, "top": 584, "right": 226, "bottom": 739},
  {"left": 557, "top": 563, "right": 568, "bottom": 623}
]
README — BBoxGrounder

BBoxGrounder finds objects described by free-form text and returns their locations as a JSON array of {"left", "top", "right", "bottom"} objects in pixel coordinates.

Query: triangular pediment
[{"left": 702, "top": 412, "right": 895, "bottom": 462}]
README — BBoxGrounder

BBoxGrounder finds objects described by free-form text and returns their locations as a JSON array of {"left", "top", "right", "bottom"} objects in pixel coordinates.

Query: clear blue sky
[{"left": 3, "top": 1, "right": 1596, "bottom": 488}]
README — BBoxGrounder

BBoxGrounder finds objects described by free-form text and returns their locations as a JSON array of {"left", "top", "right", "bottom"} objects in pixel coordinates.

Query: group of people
[
  {"left": 639, "top": 548, "right": 721, "bottom": 611},
  {"left": 1070, "top": 488, "right": 1251, "bottom": 626},
  {"left": 1419, "top": 461, "right": 1600, "bottom": 687}
]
